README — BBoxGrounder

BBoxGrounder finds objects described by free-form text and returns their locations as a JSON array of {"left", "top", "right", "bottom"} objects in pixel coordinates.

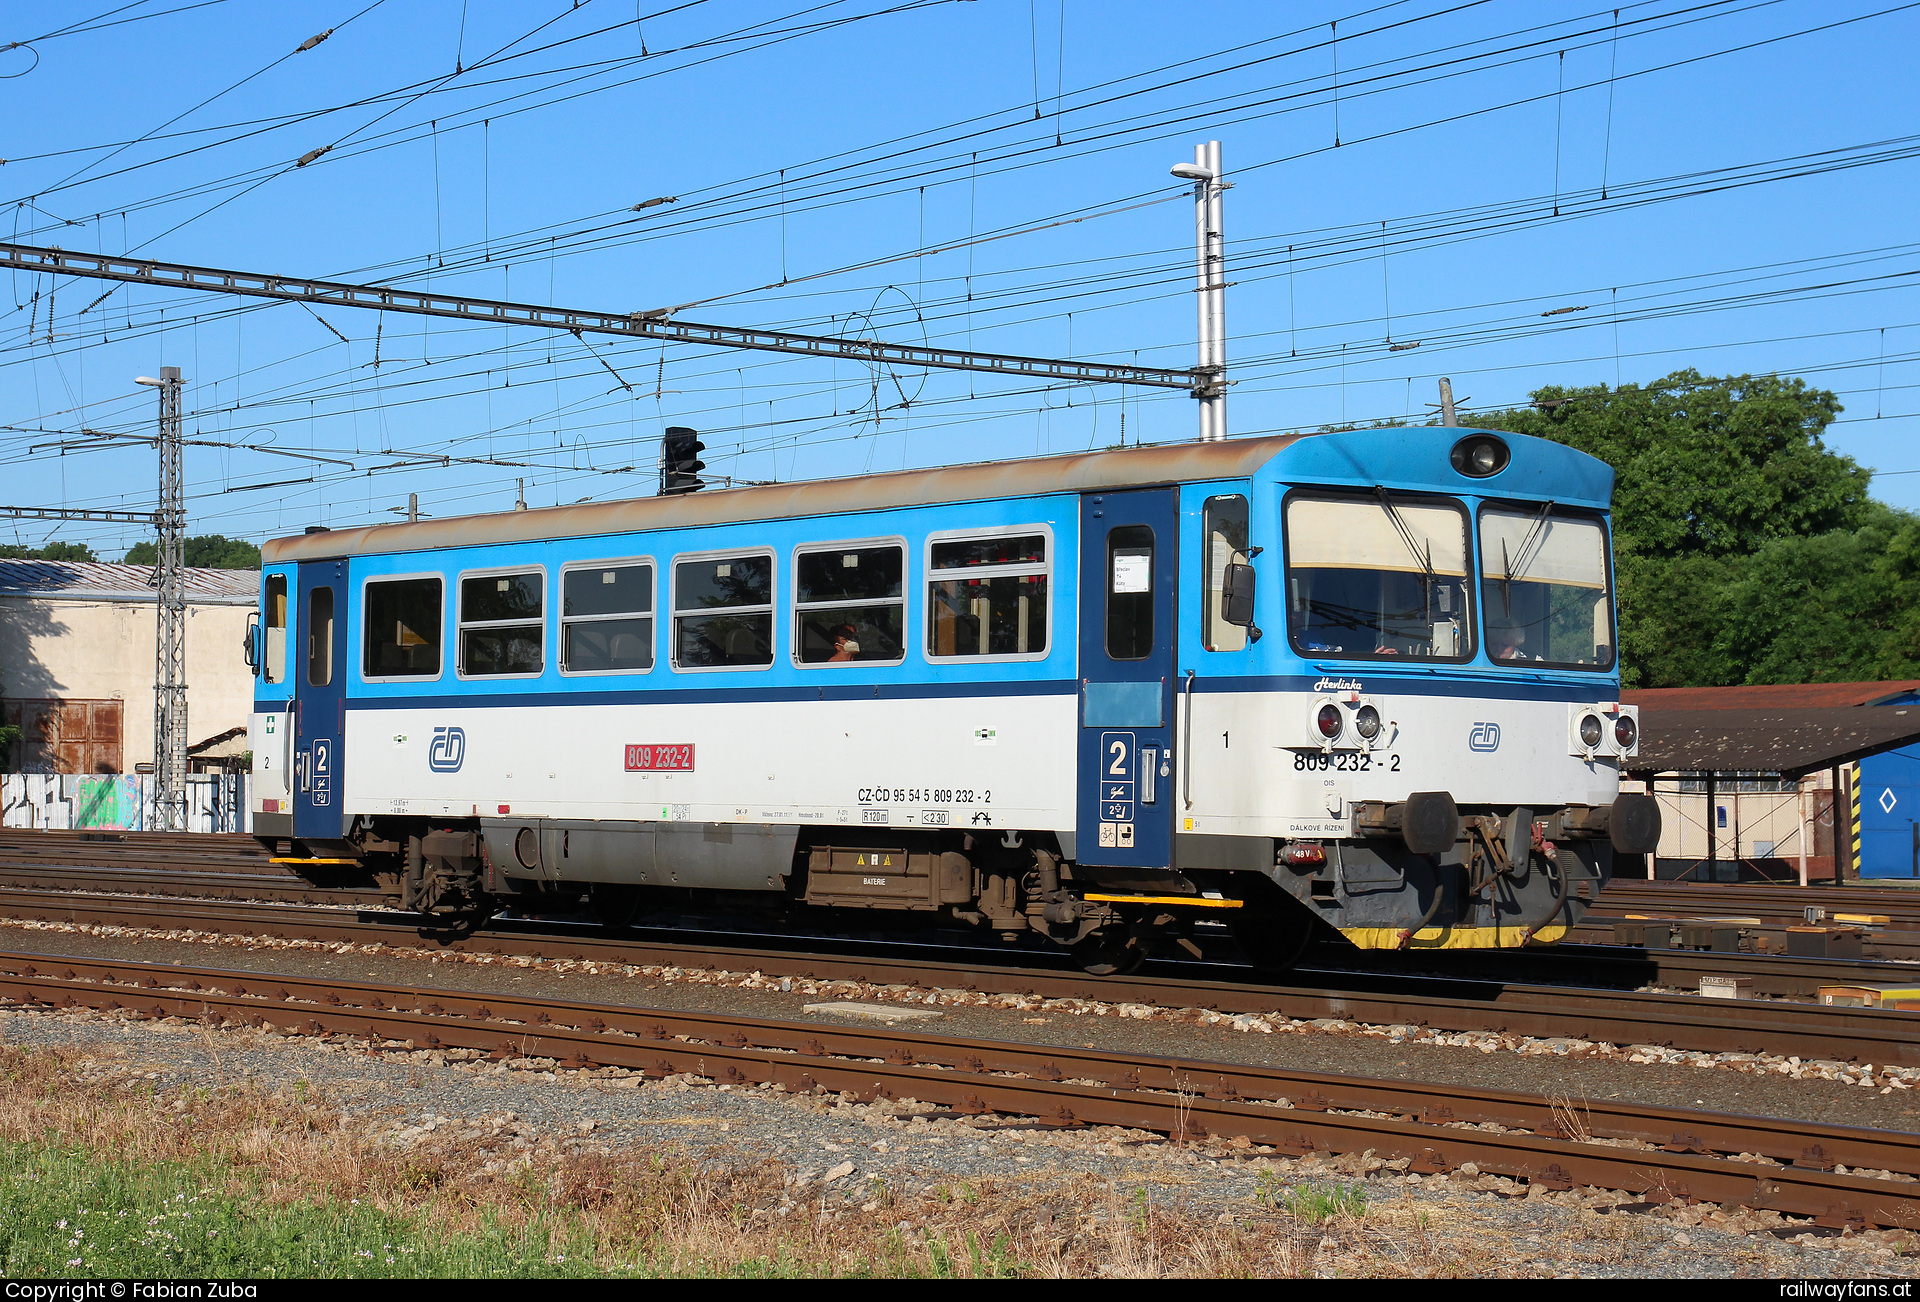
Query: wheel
[
  {"left": 1073, "top": 928, "right": 1146, "bottom": 976},
  {"left": 1230, "top": 909, "right": 1317, "bottom": 973}
]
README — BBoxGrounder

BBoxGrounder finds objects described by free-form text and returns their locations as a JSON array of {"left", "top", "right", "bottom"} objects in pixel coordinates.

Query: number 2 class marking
[{"left": 1109, "top": 739, "right": 1128, "bottom": 774}]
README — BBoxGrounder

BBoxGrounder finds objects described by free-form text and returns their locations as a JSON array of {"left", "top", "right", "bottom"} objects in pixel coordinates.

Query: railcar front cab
[{"left": 1159, "top": 427, "right": 1658, "bottom": 964}]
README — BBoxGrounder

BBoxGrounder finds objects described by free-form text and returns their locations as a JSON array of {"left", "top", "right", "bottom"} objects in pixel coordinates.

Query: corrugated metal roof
[
  {"left": 261, "top": 434, "right": 1314, "bottom": 564},
  {"left": 1625, "top": 681, "right": 1920, "bottom": 711},
  {"left": 0, "top": 561, "right": 256, "bottom": 605},
  {"left": 1629, "top": 706, "right": 1920, "bottom": 777}
]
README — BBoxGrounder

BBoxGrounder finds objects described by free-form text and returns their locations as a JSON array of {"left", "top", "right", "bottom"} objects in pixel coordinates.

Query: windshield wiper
[
  {"left": 1373, "top": 486, "right": 1436, "bottom": 586},
  {"left": 1498, "top": 499, "right": 1555, "bottom": 618}
]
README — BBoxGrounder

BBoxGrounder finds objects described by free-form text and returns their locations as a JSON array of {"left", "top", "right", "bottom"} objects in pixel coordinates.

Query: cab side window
[
  {"left": 1202, "top": 495, "right": 1249, "bottom": 653},
  {"left": 263, "top": 574, "right": 288, "bottom": 683}
]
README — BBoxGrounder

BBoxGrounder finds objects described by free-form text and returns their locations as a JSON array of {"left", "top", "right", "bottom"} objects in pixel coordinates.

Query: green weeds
[
  {"left": 0, "top": 1139, "right": 593, "bottom": 1278},
  {"left": 1253, "top": 1171, "right": 1368, "bottom": 1224}
]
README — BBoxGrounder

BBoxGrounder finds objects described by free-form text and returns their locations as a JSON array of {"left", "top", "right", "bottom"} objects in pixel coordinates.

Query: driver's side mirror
[
  {"left": 1221, "top": 562, "right": 1263, "bottom": 642},
  {"left": 242, "top": 612, "right": 262, "bottom": 675}
]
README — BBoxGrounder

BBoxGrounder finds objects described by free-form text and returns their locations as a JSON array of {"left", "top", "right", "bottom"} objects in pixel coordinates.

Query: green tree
[
  {"left": 1467, "top": 370, "right": 1903, "bottom": 687},
  {"left": 123, "top": 534, "right": 261, "bottom": 568},
  {"left": 0, "top": 541, "right": 97, "bottom": 562},
  {"left": 1469, "top": 369, "right": 1870, "bottom": 559}
]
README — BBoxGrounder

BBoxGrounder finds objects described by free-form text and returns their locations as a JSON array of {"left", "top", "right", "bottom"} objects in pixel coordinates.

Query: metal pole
[
  {"left": 1188, "top": 146, "right": 1211, "bottom": 440},
  {"left": 1438, "top": 377, "right": 1460, "bottom": 427},
  {"left": 1704, "top": 770, "right": 1716, "bottom": 879},
  {"left": 150, "top": 366, "right": 187, "bottom": 831},
  {"left": 1798, "top": 780, "right": 1811, "bottom": 888},
  {"left": 1208, "top": 140, "right": 1226, "bottom": 441},
  {"left": 1195, "top": 141, "right": 1228, "bottom": 442}
]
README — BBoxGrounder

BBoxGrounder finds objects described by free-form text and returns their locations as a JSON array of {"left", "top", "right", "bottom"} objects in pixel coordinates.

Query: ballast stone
[{"left": 802, "top": 1001, "right": 944, "bottom": 1023}]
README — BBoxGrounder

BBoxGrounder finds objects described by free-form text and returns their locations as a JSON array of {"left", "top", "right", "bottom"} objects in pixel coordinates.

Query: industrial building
[
  {"left": 1624, "top": 680, "right": 1920, "bottom": 882},
  {"left": 0, "top": 560, "right": 256, "bottom": 774}
]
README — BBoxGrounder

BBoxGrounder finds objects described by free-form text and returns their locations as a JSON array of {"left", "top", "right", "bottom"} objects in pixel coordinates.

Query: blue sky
[{"left": 0, "top": 0, "right": 1916, "bottom": 555}]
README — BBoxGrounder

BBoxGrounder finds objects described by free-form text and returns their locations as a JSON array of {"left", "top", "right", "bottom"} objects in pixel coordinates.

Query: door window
[
  {"left": 1105, "top": 525, "right": 1154, "bottom": 660},
  {"left": 305, "top": 587, "right": 333, "bottom": 686}
]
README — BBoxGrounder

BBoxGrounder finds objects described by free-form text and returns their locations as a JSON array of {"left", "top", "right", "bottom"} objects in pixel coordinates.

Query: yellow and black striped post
[{"left": 1850, "top": 761, "right": 1863, "bottom": 879}]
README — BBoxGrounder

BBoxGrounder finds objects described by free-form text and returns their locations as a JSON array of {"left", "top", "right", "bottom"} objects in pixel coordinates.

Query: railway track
[
  {"left": 7, "top": 840, "right": 1920, "bottom": 996},
  {"left": 0, "top": 944, "right": 1913, "bottom": 1230},
  {"left": 1599, "top": 881, "right": 1920, "bottom": 924},
  {"left": 3, "top": 886, "right": 1918, "bottom": 1065},
  {"left": 0, "top": 830, "right": 288, "bottom": 875}
]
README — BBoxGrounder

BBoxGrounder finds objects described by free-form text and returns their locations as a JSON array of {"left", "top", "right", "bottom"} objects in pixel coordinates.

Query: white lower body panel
[{"left": 340, "top": 695, "right": 1078, "bottom": 834}]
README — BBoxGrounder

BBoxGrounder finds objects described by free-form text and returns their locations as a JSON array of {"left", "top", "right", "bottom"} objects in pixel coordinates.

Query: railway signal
[{"left": 660, "top": 426, "right": 706, "bottom": 495}]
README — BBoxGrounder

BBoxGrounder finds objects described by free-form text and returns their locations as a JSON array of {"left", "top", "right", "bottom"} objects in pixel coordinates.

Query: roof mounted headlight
[{"left": 1450, "top": 434, "right": 1509, "bottom": 478}]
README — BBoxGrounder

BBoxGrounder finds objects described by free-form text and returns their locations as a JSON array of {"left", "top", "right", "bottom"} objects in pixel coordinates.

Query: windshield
[
  {"left": 1480, "top": 506, "right": 1614, "bottom": 670},
  {"left": 1285, "top": 492, "right": 1473, "bottom": 661}
]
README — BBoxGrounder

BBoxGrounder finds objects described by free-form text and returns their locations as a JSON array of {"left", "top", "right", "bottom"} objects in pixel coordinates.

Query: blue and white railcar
[{"left": 247, "top": 426, "right": 1657, "bottom": 971}]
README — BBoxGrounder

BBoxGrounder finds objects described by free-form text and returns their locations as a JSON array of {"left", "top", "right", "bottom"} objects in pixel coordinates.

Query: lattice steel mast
[{"left": 136, "top": 367, "right": 187, "bottom": 830}]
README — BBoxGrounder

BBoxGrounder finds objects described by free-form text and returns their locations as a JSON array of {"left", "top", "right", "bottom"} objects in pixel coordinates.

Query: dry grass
[
  {"left": 0, "top": 1029, "right": 1906, "bottom": 1277},
  {"left": 0, "top": 1034, "right": 1542, "bottom": 1278}
]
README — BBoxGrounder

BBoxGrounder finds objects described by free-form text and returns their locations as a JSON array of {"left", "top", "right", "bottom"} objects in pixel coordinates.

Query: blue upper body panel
[{"left": 255, "top": 427, "right": 1619, "bottom": 711}]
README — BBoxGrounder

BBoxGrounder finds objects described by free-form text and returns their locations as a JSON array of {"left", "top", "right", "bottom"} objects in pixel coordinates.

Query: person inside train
[
  {"left": 1491, "top": 625, "right": 1531, "bottom": 660},
  {"left": 829, "top": 624, "right": 860, "bottom": 662}
]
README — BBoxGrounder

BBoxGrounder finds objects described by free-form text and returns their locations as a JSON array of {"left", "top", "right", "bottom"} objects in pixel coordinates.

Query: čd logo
[{"left": 428, "top": 726, "right": 466, "bottom": 772}]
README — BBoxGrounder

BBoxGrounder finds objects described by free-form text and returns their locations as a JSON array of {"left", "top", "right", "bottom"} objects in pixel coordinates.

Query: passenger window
[
  {"left": 263, "top": 574, "right": 288, "bottom": 683},
  {"left": 926, "top": 532, "right": 1048, "bottom": 659},
  {"left": 1202, "top": 495, "right": 1249, "bottom": 653},
  {"left": 672, "top": 553, "right": 773, "bottom": 668},
  {"left": 305, "top": 586, "right": 333, "bottom": 686},
  {"left": 794, "top": 545, "right": 904, "bottom": 665},
  {"left": 363, "top": 577, "right": 442, "bottom": 678},
  {"left": 562, "top": 563, "right": 654, "bottom": 673},
  {"left": 459, "top": 570, "right": 544, "bottom": 676},
  {"left": 1105, "top": 525, "right": 1154, "bottom": 660}
]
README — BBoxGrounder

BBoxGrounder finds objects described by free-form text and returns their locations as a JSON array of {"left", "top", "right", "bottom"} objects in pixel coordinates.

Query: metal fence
[{"left": 0, "top": 773, "right": 250, "bottom": 833}]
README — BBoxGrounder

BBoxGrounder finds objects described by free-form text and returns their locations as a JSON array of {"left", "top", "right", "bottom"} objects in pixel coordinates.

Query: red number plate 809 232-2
[{"left": 625, "top": 743, "right": 695, "bottom": 772}]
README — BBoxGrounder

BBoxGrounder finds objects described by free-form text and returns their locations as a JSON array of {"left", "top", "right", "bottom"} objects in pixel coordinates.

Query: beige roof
[
  {"left": 0, "top": 560, "right": 256, "bottom": 605},
  {"left": 261, "top": 434, "right": 1311, "bottom": 564}
]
